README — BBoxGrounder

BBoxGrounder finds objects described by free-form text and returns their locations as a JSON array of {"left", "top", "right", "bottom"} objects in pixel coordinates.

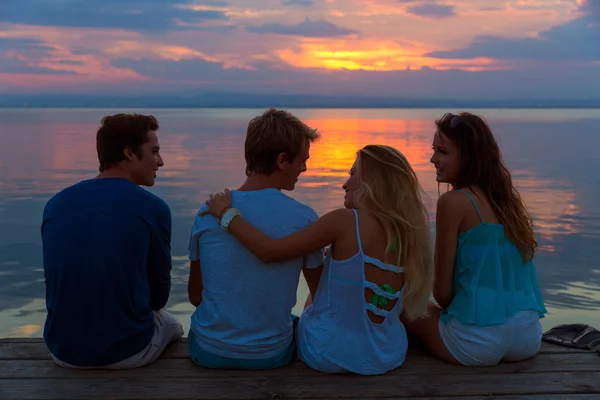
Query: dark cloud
[
  {"left": 70, "top": 48, "right": 100, "bottom": 56},
  {"left": 57, "top": 60, "right": 85, "bottom": 65},
  {"left": 283, "top": 0, "right": 314, "bottom": 6},
  {"left": 0, "top": 0, "right": 228, "bottom": 32},
  {"left": 246, "top": 17, "right": 359, "bottom": 37},
  {"left": 581, "top": 0, "right": 600, "bottom": 26},
  {"left": 111, "top": 57, "right": 305, "bottom": 88},
  {"left": 111, "top": 57, "right": 232, "bottom": 81},
  {"left": 0, "top": 59, "right": 76, "bottom": 75},
  {"left": 0, "top": 38, "right": 78, "bottom": 74},
  {"left": 106, "top": 56, "right": 600, "bottom": 100},
  {"left": 406, "top": 2, "right": 456, "bottom": 19},
  {"left": 426, "top": 2, "right": 600, "bottom": 61},
  {"left": 581, "top": 0, "right": 600, "bottom": 14},
  {"left": 479, "top": 6, "right": 504, "bottom": 11},
  {"left": 0, "top": 38, "right": 54, "bottom": 52}
]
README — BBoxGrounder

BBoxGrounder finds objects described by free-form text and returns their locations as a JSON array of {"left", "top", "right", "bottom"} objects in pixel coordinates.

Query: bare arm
[
  {"left": 433, "top": 192, "right": 463, "bottom": 308},
  {"left": 188, "top": 260, "right": 203, "bottom": 307},
  {"left": 225, "top": 209, "right": 347, "bottom": 263},
  {"left": 303, "top": 264, "right": 323, "bottom": 299}
]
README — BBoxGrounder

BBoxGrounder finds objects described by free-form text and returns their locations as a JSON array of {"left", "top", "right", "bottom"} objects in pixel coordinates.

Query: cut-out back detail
[
  {"left": 295, "top": 209, "right": 410, "bottom": 374},
  {"left": 365, "top": 256, "right": 402, "bottom": 273},
  {"left": 351, "top": 209, "right": 404, "bottom": 319}
]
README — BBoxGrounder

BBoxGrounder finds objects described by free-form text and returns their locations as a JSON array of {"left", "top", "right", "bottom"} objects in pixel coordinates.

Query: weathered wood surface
[{"left": 1, "top": 338, "right": 598, "bottom": 400}]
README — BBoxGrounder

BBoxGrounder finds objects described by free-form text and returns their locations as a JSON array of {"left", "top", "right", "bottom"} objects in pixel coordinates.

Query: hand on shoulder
[{"left": 199, "top": 188, "right": 232, "bottom": 218}]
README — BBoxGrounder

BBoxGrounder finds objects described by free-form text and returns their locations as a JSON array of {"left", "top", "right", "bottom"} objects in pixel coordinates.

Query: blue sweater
[{"left": 41, "top": 177, "right": 172, "bottom": 366}]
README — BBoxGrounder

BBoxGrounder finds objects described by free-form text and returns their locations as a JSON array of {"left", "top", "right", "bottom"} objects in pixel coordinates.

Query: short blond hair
[{"left": 245, "top": 108, "right": 320, "bottom": 176}]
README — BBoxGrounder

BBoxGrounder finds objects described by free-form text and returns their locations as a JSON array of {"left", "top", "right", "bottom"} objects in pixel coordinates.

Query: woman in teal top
[{"left": 403, "top": 112, "right": 547, "bottom": 366}]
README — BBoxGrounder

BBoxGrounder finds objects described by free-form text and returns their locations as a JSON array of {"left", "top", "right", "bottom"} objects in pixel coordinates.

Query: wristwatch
[{"left": 220, "top": 208, "right": 241, "bottom": 231}]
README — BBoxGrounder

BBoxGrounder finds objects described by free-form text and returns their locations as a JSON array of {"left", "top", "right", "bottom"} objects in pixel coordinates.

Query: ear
[
  {"left": 275, "top": 152, "right": 288, "bottom": 170},
  {"left": 123, "top": 146, "right": 135, "bottom": 161}
]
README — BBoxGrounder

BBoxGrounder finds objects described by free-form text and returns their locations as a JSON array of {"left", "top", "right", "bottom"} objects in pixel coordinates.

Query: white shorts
[
  {"left": 438, "top": 310, "right": 542, "bottom": 367},
  {"left": 51, "top": 309, "right": 184, "bottom": 369}
]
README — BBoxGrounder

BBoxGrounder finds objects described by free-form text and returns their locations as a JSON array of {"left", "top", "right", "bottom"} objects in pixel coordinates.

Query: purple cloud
[
  {"left": 283, "top": 0, "right": 314, "bottom": 6},
  {"left": 406, "top": 2, "right": 456, "bottom": 19},
  {"left": 0, "top": 0, "right": 228, "bottom": 32},
  {"left": 246, "top": 18, "right": 359, "bottom": 37},
  {"left": 425, "top": 5, "right": 599, "bottom": 61}
]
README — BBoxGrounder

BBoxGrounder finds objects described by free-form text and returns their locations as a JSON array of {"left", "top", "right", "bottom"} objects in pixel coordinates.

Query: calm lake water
[{"left": 1, "top": 107, "right": 599, "bottom": 338}]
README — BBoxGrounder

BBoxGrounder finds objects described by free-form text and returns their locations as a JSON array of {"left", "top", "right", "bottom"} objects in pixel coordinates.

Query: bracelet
[
  {"left": 220, "top": 208, "right": 241, "bottom": 231},
  {"left": 218, "top": 205, "right": 231, "bottom": 221}
]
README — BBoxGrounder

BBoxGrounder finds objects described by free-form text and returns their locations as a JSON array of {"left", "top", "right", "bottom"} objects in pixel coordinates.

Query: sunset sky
[{"left": 0, "top": 0, "right": 598, "bottom": 98}]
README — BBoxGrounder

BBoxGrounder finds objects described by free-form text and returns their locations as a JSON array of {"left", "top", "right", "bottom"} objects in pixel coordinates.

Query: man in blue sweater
[{"left": 41, "top": 113, "right": 183, "bottom": 369}]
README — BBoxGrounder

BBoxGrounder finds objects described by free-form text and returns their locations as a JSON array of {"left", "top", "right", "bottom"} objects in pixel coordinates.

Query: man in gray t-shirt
[{"left": 187, "top": 108, "right": 325, "bottom": 369}]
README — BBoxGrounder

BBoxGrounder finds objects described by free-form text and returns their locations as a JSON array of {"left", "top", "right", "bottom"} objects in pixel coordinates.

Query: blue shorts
[{"left": 188, "top": 315, "right": 298, "bottom": 370}]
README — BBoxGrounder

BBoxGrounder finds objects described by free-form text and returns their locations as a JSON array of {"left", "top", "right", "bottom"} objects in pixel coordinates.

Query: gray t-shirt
[{"left": 188, "top": 188, "right": 324, "bottom": 359}]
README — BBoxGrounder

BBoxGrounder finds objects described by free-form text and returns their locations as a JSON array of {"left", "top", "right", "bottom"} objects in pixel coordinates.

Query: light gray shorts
[
  {"left": 51, "top": 309, "right": 184, "bottom": 369},
  {"left": 438, "top": 310, "right": 542, "bottom": 366}
]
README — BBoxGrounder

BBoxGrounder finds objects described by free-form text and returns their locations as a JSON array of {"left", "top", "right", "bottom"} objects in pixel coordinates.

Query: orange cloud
[
  {"left": 0, "top": 0, "right": 588, "bottom": 91},
  {"left": 104, "top": 41, "right": 216, "bottom": 62},
  {"left": 278, "top": 38, "right": 507, "bottom": 71},
  {"left": 177, "top": 3, "right": 284, "bottom": 18}
]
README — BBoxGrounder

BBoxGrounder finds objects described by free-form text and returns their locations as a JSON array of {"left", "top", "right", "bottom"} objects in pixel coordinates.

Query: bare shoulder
[
  {"left": 437, "top": 191, "right": 471, "bottom": 215},
  {"left": 323, "top": 208, "right": 356, "bottom": 223}
]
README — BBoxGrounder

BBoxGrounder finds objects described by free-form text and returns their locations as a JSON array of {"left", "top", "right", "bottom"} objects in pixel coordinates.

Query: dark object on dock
[
  {"left": 543, "top": 324, "right": 600, "bottom": 350},
  {"left": 1, "top": 338, "right": 599, "bottom": 399}
]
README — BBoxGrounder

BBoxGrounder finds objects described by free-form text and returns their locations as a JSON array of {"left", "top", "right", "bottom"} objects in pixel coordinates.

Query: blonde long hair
[{"left": 355, "top": 145, "right": 434, "bottom": 319}]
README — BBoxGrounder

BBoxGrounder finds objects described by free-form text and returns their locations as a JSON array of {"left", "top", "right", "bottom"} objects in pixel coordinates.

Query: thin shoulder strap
[
  {"left": 455, "top": 189, "right": 484, "bottom": 223},
  {"left": 352, "top": 209, "right": 363, "bottom": 253}
]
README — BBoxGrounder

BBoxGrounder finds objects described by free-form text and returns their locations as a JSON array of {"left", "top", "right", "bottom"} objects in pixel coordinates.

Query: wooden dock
[{"left": 1, "top": 338, "right": 599, "bottom": 399}]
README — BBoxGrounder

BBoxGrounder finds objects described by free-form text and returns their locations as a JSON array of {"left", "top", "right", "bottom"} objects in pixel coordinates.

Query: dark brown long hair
[{"left": 436, "top": 112, "right": 537, "bottom": 262}]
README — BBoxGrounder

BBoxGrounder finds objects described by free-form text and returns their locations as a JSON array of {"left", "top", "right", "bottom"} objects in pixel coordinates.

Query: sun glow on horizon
[{"left": 278, "top": 39, "right": 509, "bottom": 72}]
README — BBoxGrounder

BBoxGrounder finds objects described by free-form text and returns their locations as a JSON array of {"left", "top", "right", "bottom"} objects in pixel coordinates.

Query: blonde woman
[{"left": 200, "top": 144, "right": 434, "bottom": 375}]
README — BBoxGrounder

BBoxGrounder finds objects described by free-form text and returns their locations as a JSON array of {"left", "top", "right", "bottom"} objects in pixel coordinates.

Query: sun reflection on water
[{"left": 1, "top": 108, "right": 599, "bottom": 337}]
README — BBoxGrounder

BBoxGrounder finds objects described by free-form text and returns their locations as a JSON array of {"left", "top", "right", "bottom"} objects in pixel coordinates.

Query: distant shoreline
[
  {"left": 1, "top": 105, "right": 599, "bottom": 109},
  {"left": 1, "top": 93, "right": 599, "bottom": 109}
]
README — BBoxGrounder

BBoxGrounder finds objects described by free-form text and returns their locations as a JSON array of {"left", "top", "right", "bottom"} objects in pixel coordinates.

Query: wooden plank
[
  {"left": 0, "top": 338, "right": 44, "bottom": 343},
  {"left": 356, "top": 397, "right": 600, "bottom": 400},
  {"left": 359, "top": 397, "right": 600, "bottom": 400},
  {"left": 1, "top": 352, "right": 599, "bottom": 379},
  {"left": 1, "top": 372, "right": 599, "bottom": 399},
  {"left": 0, "top": 339, "right": 587, "bottom": 360},
  {"left": 0, "top": 341, "right": 189, "bottom": 360}
]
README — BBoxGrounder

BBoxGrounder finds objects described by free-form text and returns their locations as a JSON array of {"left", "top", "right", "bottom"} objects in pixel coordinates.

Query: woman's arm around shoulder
[{"left": 227, "top": 207, "right": 353, "bottom": 263}]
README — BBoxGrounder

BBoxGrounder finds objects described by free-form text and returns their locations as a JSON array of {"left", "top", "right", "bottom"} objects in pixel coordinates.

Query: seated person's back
[
  {"left": 189, "top": 188, "right": 323, "bottom": 359},
  {"left": 43, "top": 177, "right": 171, "bottom": 366},
  {"left": 186, "top": 108, "right": 324, "bottom": 369},
  {"left": 42, "top": 113, "right": 181, "bottom": 369}
]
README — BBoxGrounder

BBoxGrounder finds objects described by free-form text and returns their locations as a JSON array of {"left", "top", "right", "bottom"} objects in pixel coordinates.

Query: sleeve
[
  {"left": 188, "top": 204, "right": 209, "bottom": 261},
  {"left": 147, "top": 201, "right": 173, "bottom": 311},
  {"left": 303, "top": 208, "right": 326, "bottom": 269}
]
